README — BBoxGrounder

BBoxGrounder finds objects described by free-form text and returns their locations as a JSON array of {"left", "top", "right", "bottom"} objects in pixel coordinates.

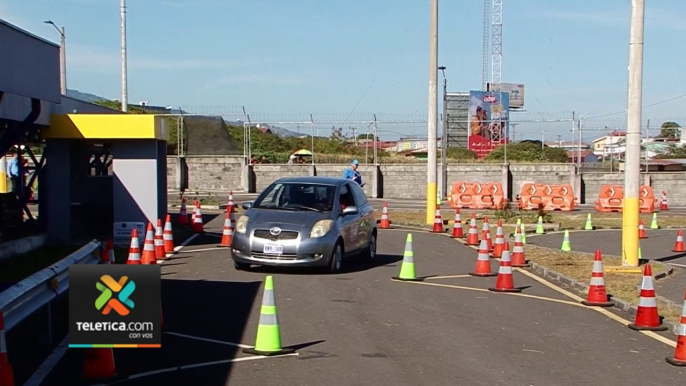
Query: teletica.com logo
[{"left": 95, "top": 275, "right": 135, "bottom": 316}]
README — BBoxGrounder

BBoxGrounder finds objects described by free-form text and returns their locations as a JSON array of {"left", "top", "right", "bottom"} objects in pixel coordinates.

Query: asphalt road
[
  {"left": 527, "top": 229, "right": 686, "bottom": 305},
  {"left": 29, "top": 216, "right": 686, "bottom": 385}
]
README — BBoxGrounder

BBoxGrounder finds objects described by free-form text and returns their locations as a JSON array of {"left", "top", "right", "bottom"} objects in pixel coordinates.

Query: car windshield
[{"left": 252, "top": 182, "right": 337, "bottom": 212}]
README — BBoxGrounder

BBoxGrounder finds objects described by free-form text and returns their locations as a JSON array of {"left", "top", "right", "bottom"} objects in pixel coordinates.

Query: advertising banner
[
  {"left": 468, "top": 90, "right": 510, "bottom": 158},
  {"left": 499, "top": 83, "right": 525, "bottom": 109}
]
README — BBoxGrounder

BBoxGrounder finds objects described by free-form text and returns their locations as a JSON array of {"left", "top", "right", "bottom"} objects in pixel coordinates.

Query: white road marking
[
  {"left": 667, "top": 263, "right": 686, "bottom": 269},
  {"left": 22, "top": 336, "right": 69, "bottom": 386},
  {"left": 163, "top": 331, "right": 253, "bottom": 348}
]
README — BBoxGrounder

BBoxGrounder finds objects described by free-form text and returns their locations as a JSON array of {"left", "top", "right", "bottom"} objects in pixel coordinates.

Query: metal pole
[
  {"left": 441, "top": 73, "right": 448, "bottom": 200},
  {"left": 373, "top": 115, "right": 379, "bottom": 198},
  {"left": 577, "top": 119, "right": 582, "bottom": 167},
  {"left": 60, "top": 27, "right": 66, "bottom": 95},
  {"left": 373, "top": 114, "right": 378, "bottom": 166},
  {"left": 622, "top": 0, "right": 645, "bottom": 267},
  {"left": 120, "top": 0, "right": 128, "bottom": 112},
  {"left": 310, "top": 114, "right": 315, "bottom": 165},
  {"left": 426, "top": 0, "right": 438, "bottom": 224},
  {"left": 644, "top": 119, "right": 649, "bottom": 174}
]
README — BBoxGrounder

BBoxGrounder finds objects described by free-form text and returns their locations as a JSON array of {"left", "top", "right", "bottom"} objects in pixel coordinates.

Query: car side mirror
[
  {"left": 241, "top": 201, "right": 253, "bottom": 210},
  {"left": 342, "top": 206, "right": 358, "bottom": 215}
]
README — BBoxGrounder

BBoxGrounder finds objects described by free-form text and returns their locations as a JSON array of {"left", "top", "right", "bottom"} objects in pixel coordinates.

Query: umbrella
[{"left": 292, "top": 149, "right": 313, "bottom": 156}]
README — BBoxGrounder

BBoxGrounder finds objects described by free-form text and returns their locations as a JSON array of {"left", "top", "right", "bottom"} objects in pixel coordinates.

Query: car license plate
[{"left": 263, "top": 244, "right": 283, "bottom": 254}]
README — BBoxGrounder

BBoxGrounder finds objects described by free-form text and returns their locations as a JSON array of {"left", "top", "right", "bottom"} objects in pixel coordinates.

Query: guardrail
[{"left": 0, "top": 240, "right": 102, "bottom": 333}]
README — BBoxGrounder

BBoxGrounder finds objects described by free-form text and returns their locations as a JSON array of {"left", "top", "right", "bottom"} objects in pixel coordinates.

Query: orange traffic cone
[
  {"left": 0, "top": 312, "right": 15, "bottom": 386},
  {"left": 666, "top": 289, "right": 686, "bottom": 366},
  {"left": 193, "top": 202, "right": 205, "bottom": 233},
  {"left": 469, "top": 239, "right": 497, "bottom": 277},
  {"left": 431, "top": 204, "right": 444, "bottom": 233},
  {"left": 450, "top": 209, "right": 463, "bottom": 238},
  {"left": 178, "top": 198, "right": 188, "bottom": 226},
  {"left": 492, "top": 221, "right": 506, "bottom": 258},
  {"left": 465, "top": 214, "right": 479, "bottom": 245},
  {"left": 189, "top": 201, "right": 198, "bottom": 232},
  {"left": 227, "top": 191, "right": 235, "bottom": 211},
  {"left": 489, "top": 250, "right": 521, "bottom": 293},
  {"left": 661, "top": 191, "right": 669, "bottom": 211},
  {"left": 482, "top": 217, "right": 493, "bottom": 252},
  {"left": 126, "top": 229, "right": 141, "bottom": 265},
  {"left": 141, "top": 223, "right": 157, "bottom": 265},
  {"left": 638, "top": 220, "right": 647, "bottom": 239},
  {"left": 154, "top": 219, "right": 166, "bottom": 260},
  {"left": 102, "top": 239, "right": 115, "bottom": 264},
  {"left": 82, "top": 348, "right": 117, "bottom": 380},
  {"left": 581, "top": 250, "right": 614, "bottom": 307},
  {"left": 628, "top": 264, "right": 668, "bottom": 331},
  {"left": 163, "top": 215, "right": 176, "bottom": 254},
  {"left": 218, "top": 211, "right": 234, "bottom": 247},
  {"left": 379, "top": 202, "right": 391, "bottom": 229},
  {"left": 511, "top": 227, "right": 529, "bottom": 268},
  {"left": 673, "top": 230, "right": 685, "bottom": 252}
]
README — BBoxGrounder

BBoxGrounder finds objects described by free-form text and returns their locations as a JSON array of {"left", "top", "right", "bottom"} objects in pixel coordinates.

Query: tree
[
  {"left": 356, "top": 133, "right": 379, "bottom": 140},
  {"left": 660, "top": 121, "right": 681, "bottom": 139},
  {"left": 446, "top": 147, "right": 478, "bottom": 160},
  {"left": 484, "top": 142, "right": 569, "bottom": 163},
  {"left": 93, "top": 100, "right": 147, "bottom": 113},
  {"left": 656, "top": 144, "right": 686, "bottom": 159}
]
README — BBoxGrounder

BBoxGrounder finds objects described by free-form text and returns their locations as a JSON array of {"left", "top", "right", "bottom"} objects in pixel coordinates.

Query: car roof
[{"left": 272, "top": 176, "right": 348, "bottom": 186}]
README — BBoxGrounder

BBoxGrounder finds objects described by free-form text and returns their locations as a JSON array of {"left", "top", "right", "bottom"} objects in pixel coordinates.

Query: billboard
[
  {"left": 468, "top": 90, "right": 510, "bottom": 158},
  {"left": 488, "top": 83, "right": 525, "bottom": 109}
]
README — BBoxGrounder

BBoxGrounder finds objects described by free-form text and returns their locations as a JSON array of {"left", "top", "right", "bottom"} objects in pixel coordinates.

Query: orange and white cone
[
  {"left": 82, "top": 348, "right": 117, "bottom": 380},
  {"left": 488, "top": 250, "right": 521, "bottom": 293},
  {"left": 450, "top": 209, "right": 463, "bottom": 238},
  {"left": 666, "top": 289, "right": 686, "bottom": 366},
  {"left": 482, "top": 217, "right": 493, "bottom": 252},
  {"left": 511, "top": 227, "right": 529, "bottom": 267},
  {"left": 628, "top": 264, "right": 668, "bottom": 331},
  {"left": 101, "top": 239, "right": 115, "bottom": 264},
  {"left": 141, "top": 223, "right": 157, "bottom": 265},
  {"left": 126, "top": 229, "right": 141, "bottom": 265},
  {"left": 581, "top": 250, "right": 614, "bottom": 307},
  {"left": 217, "top": 211, "right": 234, "bottom": 247},
  {"left": 469, "top": 239, "right": 497, "bottom": 277},
  {"left": 432, "top": 204, "right": 444, "bottom": 233},
  {"left": 193, "top": 202, "right": 205, "bottom": 233},
  {"left": 465, "top": 214, "right": 479, "bottom": 245},
  {"left": 673, "top": 230, "right": 685, "bottom": 252},
  {"left": 638, "top": 220, "right": 647, "bottom": 239},
  {"left": 492, "top": 221, "right": 506, "bottom": 258},
  {"left": 661, "top": 191, "right": 669, "bottom": 211},
  {"left": 227, "top": 191, "right": 235, "bottom": 211},
  {"left": 379, "top": 202, "right": 391, "bottom": 229},
  {"left": 0, "top": 312, "right": 15, "bottom": 386},
  {"left": 178, "top": 198, "right": 188, "bottom": 226},
  {"left": 163, "top": 215, "right": 176, "bottom": 255},
  {"left": 154, "top": 219, "right": 166, "bottom": 260}
]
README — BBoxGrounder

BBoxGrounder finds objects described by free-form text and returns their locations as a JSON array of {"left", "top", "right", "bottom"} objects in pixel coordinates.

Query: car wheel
[
  {"left": 234, "top": 261, "right": 251, "bottom": 271},
  {"left": 362, "top": 232, "right": 377, "bottom": 261},
  {"left": 328, "top": 241, "right": 343, "bottom": 274}
]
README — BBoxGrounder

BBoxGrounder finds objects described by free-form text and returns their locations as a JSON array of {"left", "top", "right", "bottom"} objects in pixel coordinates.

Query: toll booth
[{"left": 44, "top": 114, "right": 168, "bottom": 244}]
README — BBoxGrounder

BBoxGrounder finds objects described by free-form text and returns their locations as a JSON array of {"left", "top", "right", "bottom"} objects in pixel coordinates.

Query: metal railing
[{"left": 0, "top": 240, "right": 102, "bottom": 332}]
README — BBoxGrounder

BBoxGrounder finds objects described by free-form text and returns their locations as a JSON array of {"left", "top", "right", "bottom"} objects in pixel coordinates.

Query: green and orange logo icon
[{"left": 95, "top": 275, "right": 135, "bottom": 316}]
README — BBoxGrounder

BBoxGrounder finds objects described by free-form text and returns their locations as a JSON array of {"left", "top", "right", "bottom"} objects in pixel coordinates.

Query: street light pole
[
  {"left": 44, "top": 21, "right": 67, "bottom": 94},
  {"left": 622, "top": 0, "right": 645, "bottom": 268},
  {"left": 439, "top": 66, "right": 448, "bottom": 201},
  {"left": 120, "top": 0, "right": 128, "bottom": 112},
  {"left": 426, "top": 0, "right": 439, "bottom": 224}
]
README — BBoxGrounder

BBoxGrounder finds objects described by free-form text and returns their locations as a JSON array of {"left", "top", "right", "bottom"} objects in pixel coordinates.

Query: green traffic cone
[
  {"left": 535, "top": 216, "right": 545, "bottom": 234},
  {"left": 393, "top": 234, "right": 422, "bottom": 281},
  {"left": 437, "top": 192, "right": 441, "bottom": 205},
  {"left": 650, "top": 213, "right": 659, "bottom": 229},
  {"left": 638, "top": 246, "right": 642, "bottom": 260},
  {"left": 520, "top": 223, "right": 527, "bottom": 244},
  {"left": 584, "top": 213, "right": 593, "bottom": 230},
  {"left": 561, "top": 230, "right": 571, "bottom": 252},
  {"left": 243, "top": 276, "right": 296, "bottom": 356}
]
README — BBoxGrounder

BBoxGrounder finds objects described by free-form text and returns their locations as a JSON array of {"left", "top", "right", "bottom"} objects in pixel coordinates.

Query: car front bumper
[{"left": 230, "top": 231, "right": 337, "bottom": 267}]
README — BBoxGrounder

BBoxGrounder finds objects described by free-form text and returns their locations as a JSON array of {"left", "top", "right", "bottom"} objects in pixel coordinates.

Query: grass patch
[{"left": 0, "top": 245, "right": 82, "bottom": 282}]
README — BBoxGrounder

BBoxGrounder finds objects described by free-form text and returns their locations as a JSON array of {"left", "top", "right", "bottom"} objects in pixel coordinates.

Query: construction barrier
[
  {"left": 594, "top": 184, "right": 656, "bottom": 213},
  {"left": 517, "top": 183, "right": 576, "bottom": 212},
  {"left": 448, "top": 182, "right": 504, "bottom": 210}
]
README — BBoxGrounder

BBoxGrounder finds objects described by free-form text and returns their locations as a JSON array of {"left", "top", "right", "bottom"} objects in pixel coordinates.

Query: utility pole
[
  {"left": 644, "top": 119, "right": 650, "bottom": 174},
  {"left": 372, "top": 114, "right": 379, "bottom": 198},
  {"left": 577, "top": 119, "right": 582, "bottom": 169},
  {"left": 120, "top": 0, "right": 128, "bottom": 112},
  {"left": 541, "top": 131, "right": 545, "bottom": 151},
  {"left": 44, "top": 21, "right": 67, "bottom": 94},
  {"left": 439, "top": 66, "right": 448, "bottom": 201},
  {"left": 622, "top": 0, "right": 645, "bottom": 268},
  {"left": 426, "top": 0, "right": 439, "bottom": 224},
  {"left": 557, "top": 134, "right": 562, "bottom": 147}
]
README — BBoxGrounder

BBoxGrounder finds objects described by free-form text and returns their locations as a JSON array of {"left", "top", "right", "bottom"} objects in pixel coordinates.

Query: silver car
[{"left": 230, "top": 176, "right": 377, "bottom": 273}]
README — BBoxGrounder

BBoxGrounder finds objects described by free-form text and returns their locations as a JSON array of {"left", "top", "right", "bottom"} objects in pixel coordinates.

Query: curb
[{"left": 391, "top": 220, "right": 682, "bottom": 337}]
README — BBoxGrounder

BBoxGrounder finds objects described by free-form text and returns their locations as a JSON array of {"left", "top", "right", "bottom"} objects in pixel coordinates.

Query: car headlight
[
  {"left": 236, "top": 215, "right": 249, "bottom": 234},
  {"left": 310, "top": 219, "right": 334, "bottom": 238}
]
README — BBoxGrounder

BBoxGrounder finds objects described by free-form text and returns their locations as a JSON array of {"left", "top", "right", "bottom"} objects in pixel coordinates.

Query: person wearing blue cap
[{"left": 343, "top": 159, "right": 365, "bottom": 187}]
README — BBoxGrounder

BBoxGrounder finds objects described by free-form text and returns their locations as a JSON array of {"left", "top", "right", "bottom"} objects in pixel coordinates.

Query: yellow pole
[
  {"left": 622, "top": 199, "right": 640, "bottom": 266},
  {"left": 0, "top": 157, "right": 8, "bottom": 193},
  {"left": 426, "top": 183, "right": 437, "bottom": 224}
]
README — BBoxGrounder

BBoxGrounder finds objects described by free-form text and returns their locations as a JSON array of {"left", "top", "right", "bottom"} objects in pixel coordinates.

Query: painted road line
[
  {"left": 22, "top": 336, "right": 69, "bottom": 386},
  {"left": 163, "top": 331, "right": 253, "bottom": 348},
  {"left": 96, "top": 354, "right": 299, "bottom": 386},
  {"left": 425, "top": 274, "right": 473, "bottom": 280},
  {"left": 160, "top": 233, "right": 200, "bottom": 263},
  {"left": 667, "top": 263, "right": 686, "bottom": 269},
  {"left": 392, "top": 279, "right": 586, "bottom": 308}
]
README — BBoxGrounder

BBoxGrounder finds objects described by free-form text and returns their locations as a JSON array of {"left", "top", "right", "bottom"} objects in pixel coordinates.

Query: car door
[
  {"left": 338, "top": 183, "right": 361, "bottom": 253},
  {"left": 350, "top": 182, "right": 373, "bottom": 250}
]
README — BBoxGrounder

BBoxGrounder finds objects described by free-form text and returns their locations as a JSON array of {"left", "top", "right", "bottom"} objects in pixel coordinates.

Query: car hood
[{"left": 245, "top": 208, "right": 330, "bottom": 227}]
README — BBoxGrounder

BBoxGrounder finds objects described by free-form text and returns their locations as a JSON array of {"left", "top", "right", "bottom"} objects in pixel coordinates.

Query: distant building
[
  {"left": 545, "top": 140, "right": 589, "bottom": 151},
  {"left": 592, "top": 130, "right": 626, "bottom": 157},
  {"left": 567, "top": 149, "right": 598, "bottom": 163}
]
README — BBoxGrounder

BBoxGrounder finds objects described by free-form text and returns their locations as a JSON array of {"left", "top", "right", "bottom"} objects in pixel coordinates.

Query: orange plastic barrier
[
  {"left": 517, "top": 183, "right": 576, "bottom": 212},
  {"left": 448, "top": 182, "right": 504, "bottom": 210},
  {"left": 595, "top": 185, "right": 656, "bottom": 213}
]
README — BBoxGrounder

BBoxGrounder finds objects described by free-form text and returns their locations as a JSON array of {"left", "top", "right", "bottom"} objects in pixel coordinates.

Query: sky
[{"left": 2, "top": 0, "right": 686, "bottom": 142}]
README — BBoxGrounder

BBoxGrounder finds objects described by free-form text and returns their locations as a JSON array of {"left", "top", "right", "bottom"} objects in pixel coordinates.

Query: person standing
[
  {"left": 342, "top": 159, "right": 365, "bottom": 187},
  {"left": 6, "top": 150, "right": 19, "bottom": 196}
]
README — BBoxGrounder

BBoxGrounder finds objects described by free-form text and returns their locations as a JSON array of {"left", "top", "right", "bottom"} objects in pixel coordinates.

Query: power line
[{"left": 586, "top": 93, "right": 686, "bottom": 119}]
